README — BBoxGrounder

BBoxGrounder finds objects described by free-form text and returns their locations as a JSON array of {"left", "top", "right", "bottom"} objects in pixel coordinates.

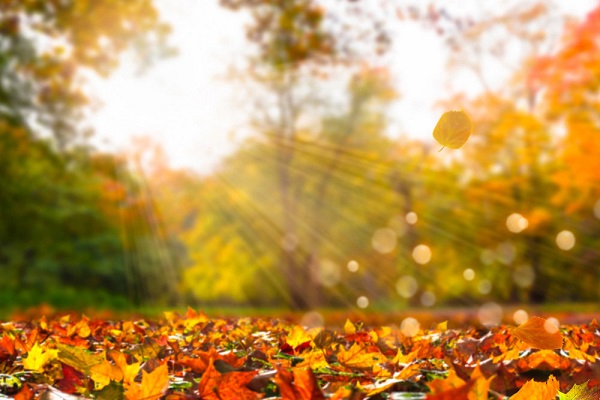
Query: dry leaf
[
  {"left": 512, "top": 317, "right": 563, "bottom": 350},
  {"left": 433, "top": 110, "right": 472, "bottom": 150}
]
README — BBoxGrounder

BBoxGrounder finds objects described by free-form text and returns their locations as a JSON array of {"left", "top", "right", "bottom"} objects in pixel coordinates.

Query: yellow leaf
[
  {"left": 344, "top": 319, "right": 356, "bottom": 335},
  {"left": 57, "top": 343, "right": 104, "bottom": 374},
  {"left": 91, "top": 360, "right": 124, "bottom": 390},
  {"left": 468, "top": 364, "right": 494, "bottom": 400},
  {"left": 433, "top": 110, "right": 472, "bottom": 150},
  {"left": 337, "top": 343, "right": 384, "bottom": 369},
  {"left": 286, "top": 325, "right": 312, "bottom": 349},
  {"left": 296, "top": 350, "right": 329, "bottom": 370},
  {"left": 23, "top": 343, "right": 57, "bottom": 372},
  {"left": 125, "top": 364, "right": 169, "bottom": 400},
  {"left": 510, "top": 375, "right": 559, "bottom": 400},
  {"left": 392, "top": 349, "right": 419, "bottom": 365},
  {"left": 512, "top": 316, "right": 563, "bottom": 350}
]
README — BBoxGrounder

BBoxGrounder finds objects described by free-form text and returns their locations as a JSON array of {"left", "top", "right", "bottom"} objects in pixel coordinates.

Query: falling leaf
[
  {"left": 512, "top": 317, "right": 563, "bottom": 350},
  {"left": 558, "top": 381, "right": 600, "bottom": 399},
  {"left": 23, "top": 343, "right": 57, "bottom": 372},
  {"left": 510, "top": 375, "right": 559, "bottom": 400},
  {"left": 433, "top": 110, "right": 472, "bottom": 150}
]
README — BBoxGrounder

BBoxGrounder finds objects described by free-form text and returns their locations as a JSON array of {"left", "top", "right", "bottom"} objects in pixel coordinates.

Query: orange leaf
[
  {"left": 197, "top": 359, "right": 260, "bottom": 400},
  {"left": 510, "top": 375, "right": 559, "bottom": 400},
  {"left": 512, "top": 317, "right": 563, "bottom": 350},
  {"left": 13, "top": 384, "right": 34, "bottom": 400},
  {"left": 126, "top": 363, "right": 169, "bottom": 400},
  {"left": 425, "top": 379, "right": 476, "bottom": 400},
  {"left": 427, "top": 370, "right": 465, "bottom": 395},
  {"left": 275, "top": 367, "right": 325, "bottom": 400},
  {"left": 336, "top": 342, "right": 384, "bottom": 369}
]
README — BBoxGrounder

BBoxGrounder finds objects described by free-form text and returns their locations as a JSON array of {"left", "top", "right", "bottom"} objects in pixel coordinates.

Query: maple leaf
[
  {"left": 55, "top": 363, "right": 85, "bottom": 394},
  {"left": 23, "top": 343, "right": 57, "bottom": 372},
  {"left": 468, "top": 364, "right": 494, "bottom": 400},
  {"left": 57, "top": 343, "right": 104, "bottom": 374},
  {"left": 197, "top": 359, "right": 260, "bottom": 400},
  {"left": 512, "top": 317, "right": 563, "bottom": 350},
  {"left": 510, "top": 375, "right": 559, "bottom": 400},
  {"left": 427, "top": 369, "right": 465, "bottom": 395},
  {"left": 336, "top": 342, "right": 384, "bottom": 369},
  {"left": 558, "top": 381, "right": 600, "bottom": 400},
  {"left": 275, "top": 366, "right": 325, "bottom": 400},
  {"left": 90, "top": 359, "right": 124, "bottom": 390},
  {"left": 125, "top": 363, "right": 169, "bottom": 400}
]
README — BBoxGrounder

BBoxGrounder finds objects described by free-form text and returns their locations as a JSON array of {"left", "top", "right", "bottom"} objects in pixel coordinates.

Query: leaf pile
[{"left": 0, "top": 310, "right": 599, "bottom": 399}]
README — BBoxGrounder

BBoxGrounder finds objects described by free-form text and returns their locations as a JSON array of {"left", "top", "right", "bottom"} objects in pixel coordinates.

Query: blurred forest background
[{"left": 2, "top": 0, "right": 600, "bottom": 315}]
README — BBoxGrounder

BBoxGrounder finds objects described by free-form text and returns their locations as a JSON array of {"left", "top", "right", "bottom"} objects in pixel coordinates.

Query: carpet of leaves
[{"left": 0, "top": 308, "right": 599, "bottom": 399}]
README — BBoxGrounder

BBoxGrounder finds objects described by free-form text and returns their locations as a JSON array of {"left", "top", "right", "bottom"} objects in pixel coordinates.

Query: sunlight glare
[
  {"left": 477, "top": 279, "right": 492, "bottom": 294},
  {"left": 496, "top": 242, "right": 516, "bottom": 265},
  {"left": 463, "top": 268, "right": 475, "bottom": 281},
  {"left": 480, "top": 249, "right": 495, "bottom": 265},
  {"left": 405, "top": 212, "right": 418, "bottom": 225},
  {"left": 544, "top": 317, "right": 560, "bottom": 334},
  {"left": 347, "top": 260, "right": 359, "bottom": 273},
  {"left": 412, "top": 244, "right": 432, "bottom": 265},
  {"left": 388, "top": 215, "right": 408, "bottom": 236},
  {"left": 356, "top": 296, "right": 369, "bottom": 309},
  {"left": 478, "top": 303, "right": 503, "bottom": 327},
  {"left": 282, "top": 233, "right": 298, "bottom": 251},
  {"left": 556, "top": 230, "right": 575, "bottom": 250},
  {"left": 372, "top": 228, "right": 397, "bottom": 254},
  {"left": 300, "top": 311, "right": 324, "bottom": 329},
  {"left": 420, "top": 291, "right": 436, "bottom": 307},
  {"left": 506, "top": 213, "right": 528, "bottom": 233},
  {"left": 512, "top": 265, "right": 535, "bottom": 288},
  {"left": 400, "top": 317, "right": 420, "bottom": 337},
  {"left": 513, "top": 309, "right": 529, "bottom": 325},
  {"left": 317, "top": 260, "right": 341, "bottom": 287},
  {"left": 396, "top": 275, "right": 418, "bottom": 298}
]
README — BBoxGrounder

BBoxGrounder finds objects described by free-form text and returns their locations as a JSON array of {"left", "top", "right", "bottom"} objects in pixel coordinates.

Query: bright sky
[{"left": 88, "top": 0, "right": 597, "bottom": 173}]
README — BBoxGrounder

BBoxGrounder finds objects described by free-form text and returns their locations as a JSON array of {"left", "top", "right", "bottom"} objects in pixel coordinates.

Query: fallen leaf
[
  {"left": 558, "top": 381, "right": 600, "bottom": 400},
  {"left": 512, "top": 317, "right": 563, "bottom": 350},
  {"left": 433, "top": 110, "right": 472, "bottom": 150},
  {"left": 337, "top": 342, "right": 384, "bottom": 369},
  {"left": 510, "top": 375, "right": 559, "bottom": 400},
  {"left": 425, "top": 379, "right": 476, "bottom": 400},
  {"left": 90, "top": 360, "right": 124, "bottom": 391},
  {"left": 23, "top": 343, "right": 57, "bottom": 372}
]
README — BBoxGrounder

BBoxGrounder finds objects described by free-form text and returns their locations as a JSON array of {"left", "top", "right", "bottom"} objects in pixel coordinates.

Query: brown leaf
[{"left": 512, "top": 317, "right": 563, "bottom": 350}]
